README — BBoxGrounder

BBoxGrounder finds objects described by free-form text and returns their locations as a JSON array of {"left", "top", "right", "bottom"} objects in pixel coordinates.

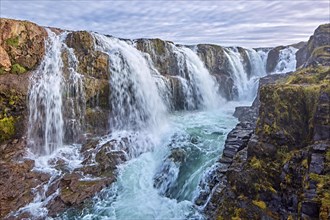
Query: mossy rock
[
  {"left": 6, "top": 36, "right": 19, "bottom": 47},
  {"left": 256, "top": 67, "right": 330, "bottom": 148},
  {"left": 11, "top": 63, "right": 27, "bottom": 74},
  {"left": 0, "top": 116, "right": 15, "bottom": 142},
  {"left": 0, "top": 18, "right": 47, "bottom": 72}
]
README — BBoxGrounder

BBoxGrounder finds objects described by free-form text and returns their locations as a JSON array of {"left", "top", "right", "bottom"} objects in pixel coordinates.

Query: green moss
[
  {"left": 0, "top": 116, "right": 15, "bottom": 142},
  {"left": 326, "top": 151, "right": 330, "bottom": 162},
  {"left": 252, "top": 200, "right": 267, "bottom": 209},
  {"left": 6, "top": 36, "right": 19, "bottom": 47},
  {"left": 302, "top": 158, "right": 308, "bottom": 169},
  {"left": 250, "top": 156, "right": 262, "bottom": 169},
  {"left": 0, "top": 67, "right": 6, "bottom": 75},
  {"left": 285, "top": 66, "right": 330, "bottom": 85},
  {"left": 11, "top": 63, "right": 27, "bottom": 74},
  {"left": 312, "top": 46, "right": 330, "bottom": 58},
  {"left": 153, "top": 39, "right": 166, "bottom": 55}
]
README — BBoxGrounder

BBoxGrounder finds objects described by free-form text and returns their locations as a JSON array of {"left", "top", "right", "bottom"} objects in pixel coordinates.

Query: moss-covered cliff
[{"left": 212, "top": 66, "right": 330, "bottom": 219}]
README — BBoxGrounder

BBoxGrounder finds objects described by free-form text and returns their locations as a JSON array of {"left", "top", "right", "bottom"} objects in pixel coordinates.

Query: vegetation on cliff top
[{"left": 216, "top": 65, "right": 330, "bottom": 219}]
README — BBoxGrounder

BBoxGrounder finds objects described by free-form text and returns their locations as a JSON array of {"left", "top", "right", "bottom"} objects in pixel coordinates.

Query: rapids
[{"left": 16, "top": 29, "right": 293, "bottom": 219}]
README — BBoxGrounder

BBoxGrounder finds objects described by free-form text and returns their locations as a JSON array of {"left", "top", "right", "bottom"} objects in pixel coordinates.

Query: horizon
[{"left": 1, "top": 0, "right": 329, "bottom": 48}]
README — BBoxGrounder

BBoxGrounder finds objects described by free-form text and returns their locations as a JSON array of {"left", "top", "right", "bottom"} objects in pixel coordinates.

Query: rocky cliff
[
  {"left": 0, "top": 19, "right": 124, "bottom": 219},
  {"left": 296, "top": 24, "right": 330, "bottom": 68},
  {"left": 0, "top": 17, "right": 329, "bottom": 219},
  {"left": 204, "top": 24, "right": 330, "bottom": 219}
]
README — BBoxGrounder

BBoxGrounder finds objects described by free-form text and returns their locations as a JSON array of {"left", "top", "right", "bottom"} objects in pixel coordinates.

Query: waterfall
[
  {"left": 256, "top": 48, "right": 271, "bottom": 70},
  {"left": 246, "top": 48, "right": 267, "bottom": 78},
  {"left": 223, "top": 47, "right": 266, "bottom": 101},
  {"left": 180, "top": 46, "right": 223, "bottom": 109},
  {"left": 274, "top": 46, "right": 298, "bottom": 73},
  {"left": 223, "top": 48, "right": 250, "bottom": 100},
  {"left": 28, "top": 30, "right": 65, "bottom": 155},
  {"left": 170, "top": 45, "right": 223, "bottom": 110},
  {"left": 28, "top": 30, "right": 85, "bottom": 155},
  {"left": 23, "top": 29, "right": 273, "bottom": 219},
  {"left": 93, "top": 34, "right": 167, "bottom": 131}
]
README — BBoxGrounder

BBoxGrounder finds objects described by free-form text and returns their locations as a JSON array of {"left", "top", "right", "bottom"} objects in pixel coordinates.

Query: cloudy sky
[{"left": 1, "top": 0, "right": 329, "bottom": 47}]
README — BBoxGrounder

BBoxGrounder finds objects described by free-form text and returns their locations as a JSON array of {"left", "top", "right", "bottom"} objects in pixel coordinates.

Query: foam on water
[
  {"left": 273, "top": 46, "right": 298, "bottom": 74},
  {"left": 18, "top": 29, "right": 296, "bottom": 219},
  {"left": 63, "top": 109, "right": 237, "bottom": 220}
]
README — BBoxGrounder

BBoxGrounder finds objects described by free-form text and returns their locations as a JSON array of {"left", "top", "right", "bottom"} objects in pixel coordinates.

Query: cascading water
[
  {"left": 246, "top": 48, "right": 267, "bottom": 78},
  {"left": 273, "top": 46, "right": 298, "bottom": 73},
  {"left": 93, "top": 34, "right": 167, "bottom": 131},
  {"left": 256, "top": 48, "right": 271, "bottom": 70},
  {"left": 15, "top": 30, "right": 87, "bottom": 218},
  {"left": 22, "top": 29, "right": 273, "bottom": 220},
  {"left": 179, "top": 46, "right": 223, "bottom": 109},
  {"left": 28, "top": 29, "right": 65, "bottom": 155},
  {"left": 223, "top": 47, "right": 266, "bottom": 101},
  {"left": 170, "top": 45, "right": 223, "bottom": 110}
]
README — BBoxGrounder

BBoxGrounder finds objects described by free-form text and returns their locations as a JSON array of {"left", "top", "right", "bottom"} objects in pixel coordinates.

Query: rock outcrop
[
  {"left": 0, "top": 19, "right": 49, "bottom": 218},
  {"left": 206, "top": 66, "right": 330, "bottom": 219},
  {"left": 0, "top": 20, "right": 115, "bottom": 219},
  {"left": 64, "top": 31, "right": 111, "bottom": 137},
  {"left": 0, "top": 18, "right": 47, "bottom": 74},
  {"left": 296, "top": 23, "right": 330, "bottom": 68},
  {"left": 196, "top": 44, "right": 236, "bottom": 99}
]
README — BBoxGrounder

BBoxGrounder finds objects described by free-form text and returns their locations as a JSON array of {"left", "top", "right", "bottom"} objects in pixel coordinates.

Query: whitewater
[{"left": 11, "top": 30, "right": 298, "bottom": 219}]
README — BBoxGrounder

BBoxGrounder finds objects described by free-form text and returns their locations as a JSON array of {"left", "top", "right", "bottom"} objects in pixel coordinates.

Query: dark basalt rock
[
  {"left": 266, "top": 46, "right": 285, "bottom": 73},
  {"left": 309, "top": 153, "right": 324, "bottom": 174},
  {"left": 208, "top": 67, "right": 329, "bottom": 219},
  {"left": 296, "top": 23, "right": 330, "bottom": 68}
]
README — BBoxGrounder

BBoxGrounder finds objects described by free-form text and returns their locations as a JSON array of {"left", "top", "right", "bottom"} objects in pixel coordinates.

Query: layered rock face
[
  {"left": 296, "top": 24, "right": 330, "bottom": 68},
  {"left": 1, "top": 17, "right": 329, "bottom": 219},
  {"left": 196, "top": 44, "right": 236, "bottom": 99},
  {"left": 206, "top": 66, "right": 330, "bottom": 220},
  {"left": 205, "top": 24, "right": 330, "bottom": 219},
  {"left": 64, "top": 31, "right": 111, "bottom": 137}
]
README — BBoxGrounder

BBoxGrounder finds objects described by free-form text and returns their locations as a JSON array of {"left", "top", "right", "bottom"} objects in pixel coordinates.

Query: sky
[{"left": 1, "top": 0, "right": 329, "bottom": 48}]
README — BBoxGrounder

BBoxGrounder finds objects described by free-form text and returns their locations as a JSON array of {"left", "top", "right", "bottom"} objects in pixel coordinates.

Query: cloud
[{"left": 1, "top": 0, "right": 329, "bottom": 47}]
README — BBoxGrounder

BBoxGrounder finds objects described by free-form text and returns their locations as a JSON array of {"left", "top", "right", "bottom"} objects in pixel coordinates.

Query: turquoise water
[{"left": 63, "top": 108, "right": 238, "bottom": 220}]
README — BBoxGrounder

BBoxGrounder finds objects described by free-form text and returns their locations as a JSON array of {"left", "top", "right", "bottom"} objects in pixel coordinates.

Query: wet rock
[
  {"left": 196, "top": 44, "right": 236, "bottom": 100},
  {"left": 168, "top": 148, "right": 186, "bottom": 163},
  {"left": 64, "top": 31, "right": 111, "bottom": 137},
  {"left": 219, "top": 122, "right": 253, "bottom": 163},
  {"left": 46, "top": 137, "right": 127, "bottom": 217},
  {"left": 153, "top": 148, "right": 187, "bottom": 196},
  {"left": 266, "top": 46, "right": 285, "bottom": 73},
  {"left": 0, "top": 156, "right": 51, "bottom": 218}
]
